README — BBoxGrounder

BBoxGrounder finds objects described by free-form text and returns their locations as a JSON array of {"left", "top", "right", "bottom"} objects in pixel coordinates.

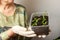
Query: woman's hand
[
  {"left": 28, "top": 27, "right": 48, "bottom": 38},
  {"left": 11, "top": 25, "right": 36, "bottom": 37}
]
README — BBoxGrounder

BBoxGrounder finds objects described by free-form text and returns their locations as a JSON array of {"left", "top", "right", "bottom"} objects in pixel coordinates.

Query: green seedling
[
  {"left": 32, "top": 17, "right": 40, "bottom": 26},
  {"left": 42, "top": 11, "right": 48, "bottom": 25}
]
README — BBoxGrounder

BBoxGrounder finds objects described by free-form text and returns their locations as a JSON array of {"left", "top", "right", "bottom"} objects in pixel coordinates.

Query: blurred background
[{"left": 14, "top": 0, "right": 60, "bottom": 40}]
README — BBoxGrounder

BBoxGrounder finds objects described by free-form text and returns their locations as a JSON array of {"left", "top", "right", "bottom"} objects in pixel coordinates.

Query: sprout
[
  {"left": 32, "top": 17, "right": 40, "bottom": 26},
  {"left": 42, "top": 11, "right": 48, "bottom": 25},
  {"left": 31, "top": 11, "right": 48, "bottom": 26}
]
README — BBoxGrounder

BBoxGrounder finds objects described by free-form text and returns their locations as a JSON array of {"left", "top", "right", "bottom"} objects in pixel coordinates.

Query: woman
[{"left": 0, "top": 0, "right": 36, "bottom": 40}]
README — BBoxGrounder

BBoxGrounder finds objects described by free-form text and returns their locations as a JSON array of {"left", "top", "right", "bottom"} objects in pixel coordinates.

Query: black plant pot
[
  {"left": 32, "top": 25, "right": 49, "bottom": 35},
  {"left": 29, "top": 12, "right": 50, "bottom": 35}
]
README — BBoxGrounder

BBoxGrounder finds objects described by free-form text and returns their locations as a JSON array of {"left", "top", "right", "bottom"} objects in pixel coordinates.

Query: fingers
[
  {"left": 38, "top": 35, "right": 41, "bottom": 38},
  {"left": 12, "top": 25, "right": 26, "bottom": 32},
  {"left": 28, "top": 27, "right": 32, "bottom": 31},
  {"left": 18, "top": 31, "right": 35, "bottom": 35},
  {"left": 38, "top": 35, "right": 46, "bottom": 38},
  {"left": 25, "top": 34, "right": 36, "bottom": 37},
  {"left": 24, "top": 31, "right": 35, "bottom": 35},
  {"left": 17, "top": 27, "right": 26, "bottom": 31},
  {"left": 18, "top": 31, "right": 36, "bottom": 37},
  {"left": 41, "top": 35, "right": 46, "bottom": 38}
]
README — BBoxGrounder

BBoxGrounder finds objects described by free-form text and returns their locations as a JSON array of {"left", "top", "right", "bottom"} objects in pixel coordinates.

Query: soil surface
[{"left": 31, "top": 16, "right": 49, "bottom": 35}]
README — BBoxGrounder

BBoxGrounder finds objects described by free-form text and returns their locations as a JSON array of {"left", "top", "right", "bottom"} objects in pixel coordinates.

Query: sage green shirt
[
  {"left": 0, "top": 4, "right": 27, "bottom": 27},
  {"left": 0, "top": 3, "right": 28, "bottom": 40}
]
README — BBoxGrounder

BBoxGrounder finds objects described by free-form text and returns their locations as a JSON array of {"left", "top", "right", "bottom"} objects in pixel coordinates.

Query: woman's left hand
[{"left": 11, "top": 25, "right": 36, "bottom": 37}]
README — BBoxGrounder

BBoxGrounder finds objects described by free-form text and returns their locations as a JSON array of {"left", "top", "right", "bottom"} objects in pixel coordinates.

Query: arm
[
  {"left": 0, "top": 6, "right": 36, "bottom": 40},
  {"left": 0, "top": 26, "right": 36, "bottom": 40},
  {"left": 0, "top": 29, "right": 15, "bottom": 40}
]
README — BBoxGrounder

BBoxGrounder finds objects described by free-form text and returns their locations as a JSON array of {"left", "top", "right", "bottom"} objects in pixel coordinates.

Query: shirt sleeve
[
  {"left": 0, "top": 31, "right": 9, "bottom": 40},
  {"left": 18, "top": 6, "right": 28, "bottom": 27}
]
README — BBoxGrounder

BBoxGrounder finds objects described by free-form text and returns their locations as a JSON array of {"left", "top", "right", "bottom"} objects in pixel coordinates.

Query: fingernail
[
  {"left": 42, "top": 35, "right": 46, "bottom": 38},
  {"left": 38, "top": 35, "right": 41, "bottom": 38}
]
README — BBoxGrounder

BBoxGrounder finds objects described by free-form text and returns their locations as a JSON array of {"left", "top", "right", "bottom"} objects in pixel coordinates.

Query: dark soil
[
  {"left": 32, "top": 26, "right": 49, "bottom": 35},
  {"left": 31, "top": 16, "right": 48, "bottom": 26},
  {"left": 31, "top": 16, "right": 49, "bottom": 35}
]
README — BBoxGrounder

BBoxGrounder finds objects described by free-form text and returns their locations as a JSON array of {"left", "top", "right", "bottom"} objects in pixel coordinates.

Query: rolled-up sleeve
[
  {"left": 18, "top": 6, "right": 27, "bottom": 27},
  {"left": 0, "top": 31, "right": 9, "bottom": 40}
]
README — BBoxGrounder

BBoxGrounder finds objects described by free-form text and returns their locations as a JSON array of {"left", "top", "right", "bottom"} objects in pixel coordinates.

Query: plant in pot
[{"left": 29, "top": 11, "right": 50, "bottom": 37}]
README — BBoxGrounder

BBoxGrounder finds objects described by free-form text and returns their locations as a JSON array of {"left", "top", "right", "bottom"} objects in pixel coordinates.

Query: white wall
[{"left": 14, "top": 0, "right": 60, "bottom": 40}]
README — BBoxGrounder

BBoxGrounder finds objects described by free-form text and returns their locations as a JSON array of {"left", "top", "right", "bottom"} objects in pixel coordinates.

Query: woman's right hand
[{"left": 11, "top": 25, "right": 36, "bottom": 37}]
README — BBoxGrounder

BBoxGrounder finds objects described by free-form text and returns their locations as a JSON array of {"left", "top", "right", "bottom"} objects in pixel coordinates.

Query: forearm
[
  {"left": 6, "top": 29, "right": 15, "bottom": 37},
  {"left": 0, "top": 29, "right": 15, "bottom": 40}
]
